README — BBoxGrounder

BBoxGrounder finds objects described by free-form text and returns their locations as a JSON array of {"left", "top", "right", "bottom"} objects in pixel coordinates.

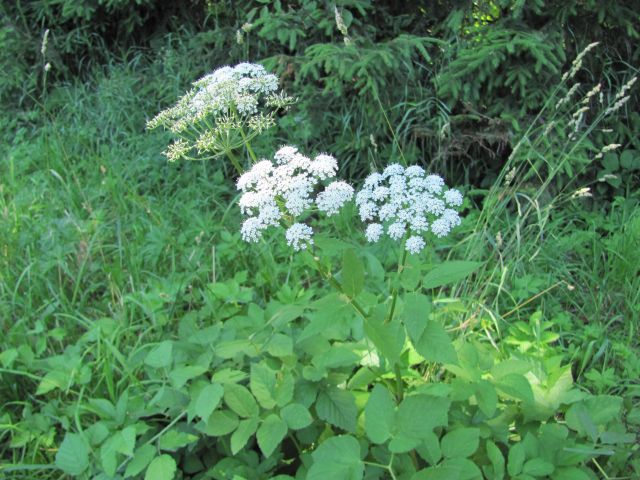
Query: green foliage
[{"left": 1, "top": 2, "right": 639, "bottom": 479}]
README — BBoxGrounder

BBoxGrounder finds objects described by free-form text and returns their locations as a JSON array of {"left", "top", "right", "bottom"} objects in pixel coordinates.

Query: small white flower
[
  {"left": 274, "top": 145, "right": 299, "bottom": 164},
  {"left": 383, "top": 164, "right": 405, "bottom": 178},
  {"left": 410, "top": 217, "right": 429, "bottom": 233},
  {"left": 309, "top": 154, "right": 338, "bottom": 180},
  {"left": 363, "top": 173, "right": 383, "bottom": 188},
  {"left": 241, "top": 217, "right": 264, "bottom": 243},
  {"left": 286, "top": 223, "right": 314, "bottom": 251},
  {"left": 444, "top": 189, "right": 463, "bottom": 207},
  {"left": 365, "top": 223, "right": 384, "bottom": 243},
  {"left": 404, "top": 165, "right": 425, "bottom": 177},
  {"left": 442, "top": 209, "right": 461, "bottom": 228},
  {"left": 359, "top": 202, "right": 377, "bottom": 221},
  {"left": 378, "top": 203, "right": 397, "bottom": 222},
  {"left": 372, "top": 186, "right": 390, "bottom": 201},
  {"left": 387, "top": 222, "right": 406, "bottom": 240},
  {"left": 316, "top": 181, "right": 354, "bottom": 216},
  {"left": 425, "top": 175, "right": 445, "bottom": 193},
  {"left": 431, "top": 218, "right": 451, "bottom": 237},
  {"left": 405, "top": 236, "right": 425, "bottom": 254}
]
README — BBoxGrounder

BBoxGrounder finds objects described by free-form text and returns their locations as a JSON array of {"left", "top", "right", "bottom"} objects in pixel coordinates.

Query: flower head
[
  {"left": 148, "top": 62, "right": 295, "bottom": 160},
  {"left": 238, "top": 146, "right": 353, "bottom": 250},
  {"left": 356, "top": 165, "right": 464, "bottom": 254}
]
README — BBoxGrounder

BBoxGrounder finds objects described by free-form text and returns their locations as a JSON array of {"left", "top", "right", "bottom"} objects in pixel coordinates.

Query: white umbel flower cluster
[
  {"left": 237, "top": 146, "right": 354, "bottom": 251},
  {"left": 148, "top": 63, "right": 295, "bottom": 161},
  {"left": 356, "top": 164, "right": 463, "bottom": 254}
]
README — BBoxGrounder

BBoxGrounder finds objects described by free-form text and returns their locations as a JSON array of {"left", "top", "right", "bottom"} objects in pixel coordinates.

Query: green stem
[
  {"left": 239, "top": 125, "right": 258, "bottom": 163},
  {"left": 394, "top": 364, "right": 404, "bottom": 402},
  {"left": 225, "top": 148, "right": 244, "bottom": 175},
  {"left": 311, "top": 255, "right": 368, "bottom": 320},
  {"left": 387, "top": 241, "right": 409, "bottom": 401},
  {"left": 385, "top": 244, "right": 408, "bottom": 324}
]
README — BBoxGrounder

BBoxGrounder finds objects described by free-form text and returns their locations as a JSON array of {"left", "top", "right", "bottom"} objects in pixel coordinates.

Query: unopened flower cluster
[
  {"left": 147, "top": 63, "right": 295, "bottom": 161},
  {"left": 356, "top": 164, "right": 463, "bottom": 254},
  {"left": 238, "top": 146, "right": 354, "bottom": 251}
]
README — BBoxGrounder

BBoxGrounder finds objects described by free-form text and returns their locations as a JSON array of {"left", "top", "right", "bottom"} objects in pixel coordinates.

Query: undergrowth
[{"left": 0, "top": 13, "right": 639, "bottom": 480}]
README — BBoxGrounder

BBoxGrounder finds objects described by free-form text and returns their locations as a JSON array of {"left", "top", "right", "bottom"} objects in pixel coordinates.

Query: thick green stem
[
  {"left": 386, "top": 242, "right": 409, "bottom": 401},
  {"left": 385, "top": 245, "right": 408, "bottom": 325},
  {"left": 239, "top": 126, "right": 258, "bottom": 163},
  {"left": 225, "top": 148, "right": 244, "bottom": 175}
]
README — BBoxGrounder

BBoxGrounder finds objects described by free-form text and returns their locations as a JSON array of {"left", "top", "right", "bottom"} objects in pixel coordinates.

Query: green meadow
[{"left": 1, "top": 2, "right": 638, "bottom": 479}]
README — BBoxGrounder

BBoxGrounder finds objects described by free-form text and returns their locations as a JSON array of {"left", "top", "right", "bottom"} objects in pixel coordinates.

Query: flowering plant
[{"left": 147, "top": 62, "right": 295, "bottom": 169}]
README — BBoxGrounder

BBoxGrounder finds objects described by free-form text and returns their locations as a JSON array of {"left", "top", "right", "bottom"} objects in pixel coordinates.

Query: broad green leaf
[
  {"left": 397, "top": 395, "right": 450, "bottom": 441},
  {"left": 403, "top": 292, "right": 432, "bottom": 341},
  {"left": 422, "top": 261, "right": 482, "bottom": 290},
  {"left": 316, "top": 387, "right": 358, "bottom": 432},
  {"left": 55, "top": 433, "right": 90, "bottom": 476},
  {"left": 441, "top": 428, "right": 479, "bottom": 458},
  {"left": 313, "top": 345, "right": 360, "bottom": 369},
  {"left": 400, "top": 255, "right": 423, "bottom": 291},
  {"left": 389, "top": 435, "right": 421, "bottom": 453},
  {"left": 200, "top": 409, "right": 239, "bottom": 436},
  {"left": 144, "top": 341, "right": 173, "bottom": 369},
  {"left": 250, "top": 363, "right": 277, "bottom": 409},
  {"left": 364, "top": 314, "right": 405, "bottom": 365},
  {"left": 256, "top": 414, "right": 288, "bottom": 457},
  {"left": 416, "top": 431, "right": 441, "bottom": 465},
  {"left": 159, "top": 430, "right": 198, "bottom": 451},
  {"left": 494, "top": 373, "right": 534, "bottom": 404},
  {"left": 523, "top": 458, "right": 555, "bottom": 476},
  {"left": 168, "top": 365, "right": 207, "bottom": 389},
  {"left": 307, "top": 435, "right": 364, "bottom": 480},
  {"left": 507, "top": 443, "right": 525, "bottom": 476},
  {"left": 315, "top": 235, "right": 354, "bottom": 254},
  {"left": 342, "top": 249, "right": 364, "bottom": 297},
  {"left": 486, "top": 440, "right": 505, "bottom": 480},
  {"left": 100, "top": 435, "right": 119, "bottom": 477},
  {"left": 124, "top": 444, "right": 156, "bottom": 478},
  {"left": 215, "top": 339, "right": 255, "bottom": 359},
  {"left": 413, "top": 457, "right": 482, "bottom": 479},
  {"left": 280, "top": 403, "right": 313, "bottom": 430},
  {"left": 145, "top": 454, "right": 176, "bottom": 480},
  {"left": 36, "top": 370, "right": 68, "bottom": 395},
  {"left": 117, "top": 426, "right": 136, "bottom": 456},
  {"left": 195, "top": 383, "right": 224, "bottom": 422},
  {"left": 274, "top": 371, "right": 295, "bottom": 407},
  {"left": 475, "top": 380, "right": 498, "bottom": 417},
  {"left": 231, "top": 417, "right": 259, "bottom": 455},
  {"left": 565, "top": 395, "right": 623, "bottom": 438},
  {"left": 224, "top": 383, "right": 259, "bottom": 418},
  {"left": 364, "top": 384, "right": 396, "bottom": 444},
  {"left": 412, "top": 320, "right": 458, "bottom": 365},
  {"left": 267, "top": 334, "right": 294, "bottom": 357}
]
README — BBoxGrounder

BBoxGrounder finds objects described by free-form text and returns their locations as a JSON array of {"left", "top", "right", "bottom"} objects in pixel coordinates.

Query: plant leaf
[
  {"left": 364, "top": 384, "right": 396, "bottom": 444},
  {"left": 145, "top": 454, "right": 176, "bottom": 480},
  {"left": 256, "top": 414, "right": 288, "bottom": 457},
  {"left": 316, "top": 386, "right": 357, "bottom": 433},
  {"left": 307, "top": 435, "right": 364, "bottom": 480},
  {"left": 144, "top": 341, "right": 173, "bottom": 369},
  {"left": 195, "top": 383, "right": 224, "bottom": 422},
  {"left": 342, "top": 249, "right": 364, "bottom": 297},
  {"left": 224, "top": 383, "right": 259, "bottom": 418},
  {"left": 422, "top": 261, "right": 482, "bottom": 289},
  {"left": 55, "top": 433, "right": 90, "bottom": 476},
  {"left": 441, "top": 428, "right": 480, "bottom": 458},
  {"left": 280, "top": 403, "right": 313, "bottom": 430}
]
